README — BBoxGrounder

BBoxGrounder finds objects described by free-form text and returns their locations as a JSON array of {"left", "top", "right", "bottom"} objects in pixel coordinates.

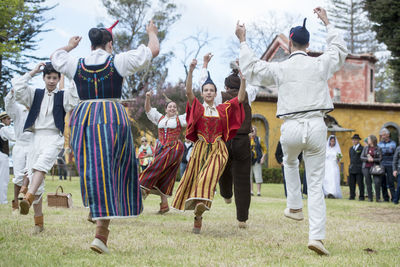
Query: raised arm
[
  {"left": 199, "top": 53, "right": 213, "bottom": 86},
  {"left": 186, "top": 59, "right": 197, "bottom": 106},
  {"left": 236, "top": 21, "right": 279, "bottom": 88},
  {"left": 12, "top": 63, "right": 43, "bottom": 108},
  {"left": 145, "top": 91, "right": 152, "bottom": 113},
  {"left": 146, "top": 20, "right": 160, "bottom": 58},
  {"left": 50, "top": 36, "right": 81, "bottom": 78},
  {"left": 237, "top": 70, "right": 246, "bottom": 103},
  {"left": 314, "top": 7, "right": 348, "bottom": 79}
]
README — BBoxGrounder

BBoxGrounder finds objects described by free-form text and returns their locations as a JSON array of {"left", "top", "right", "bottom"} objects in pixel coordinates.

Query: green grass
[{"left": 0, "top": 176, "right": 399, "bottom": 266}]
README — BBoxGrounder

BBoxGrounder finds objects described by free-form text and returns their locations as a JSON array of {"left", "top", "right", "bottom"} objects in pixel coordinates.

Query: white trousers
[
  {"left": 250, "top": 163, "right": 263, "bottom": 184},
  {"left": 280, "top": 116, "right": 327, "bottom": 240},
  {"left": 0, "top": 152, "right": 10, "bottom": 204},
  {"left": 27, "top": 132, "right": 64, "bottom": 196},
  {"left": 12, "top": 142, "right": 30, "bottom": 186}
]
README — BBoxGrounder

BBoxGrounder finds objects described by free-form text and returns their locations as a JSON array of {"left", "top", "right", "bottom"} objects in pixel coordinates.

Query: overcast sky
[{"left": 28, "top": 0, "right": 326, "bottom": 90}]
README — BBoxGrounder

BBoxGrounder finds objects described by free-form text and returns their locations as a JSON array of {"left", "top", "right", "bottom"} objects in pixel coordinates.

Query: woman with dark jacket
[{"left": 361, "top": 135, "right": 383, "bottom": 202}]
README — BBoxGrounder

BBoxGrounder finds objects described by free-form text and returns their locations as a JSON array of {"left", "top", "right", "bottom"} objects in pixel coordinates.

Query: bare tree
[
  {"left": 225, "top": 11, "right": 301, "bottom": 60},
  {"left": 179, "top": 29, "right": 217, "bottom": 76}
]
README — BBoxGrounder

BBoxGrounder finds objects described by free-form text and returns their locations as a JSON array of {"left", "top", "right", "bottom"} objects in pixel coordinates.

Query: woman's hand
[
  {"left": 189, "top": 58, "right": 197, "bottom": 73},
  {"left": 146, "top": 20, "right": 158, "bottom": 36},
  {"left": 145, "top": 91, "right": 153, "bottom": 98},
  {"left": 68, "top": 36, "right": 82, "bottom": 50}
]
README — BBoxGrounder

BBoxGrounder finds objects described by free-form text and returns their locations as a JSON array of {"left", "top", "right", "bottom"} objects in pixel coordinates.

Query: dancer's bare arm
[
  {"left": 186, "top": 59, "right": 197, "bottom": 106},
  {"left": 146, "top": 20, "right": 160, "bottom": 58},
  {"left": 145, "top": 91, "right": 153, "bottom": 113},
  {"left": 237, "top": 70, "right": 246, "bottom": 104}
]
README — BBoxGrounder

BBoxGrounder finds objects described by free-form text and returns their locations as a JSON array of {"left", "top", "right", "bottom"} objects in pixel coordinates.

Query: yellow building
[{"left": 252, "top": 95, "right": 400, "bottom": 181}]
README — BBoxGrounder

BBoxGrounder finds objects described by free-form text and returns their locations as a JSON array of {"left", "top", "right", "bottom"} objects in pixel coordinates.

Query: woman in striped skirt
[
  {"left": 171, "top": 58, "right": 245, "bottom": 234},
  {"left": 51, "top": 20, "right": 159, "bottom": 254},
  {"left": 139, "top": 91, "right": 186, "bottom": 213}
]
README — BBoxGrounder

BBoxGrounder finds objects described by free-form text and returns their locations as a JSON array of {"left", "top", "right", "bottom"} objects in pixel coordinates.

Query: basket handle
[{"left": 56, "top": 185, "right": 64, "bottom": 195}]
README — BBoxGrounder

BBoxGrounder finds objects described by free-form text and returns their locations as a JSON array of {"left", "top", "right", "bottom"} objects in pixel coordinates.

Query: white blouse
[
  {"left": 202, "top": 102, "right": 219, "bottom": 117},
  {"left": 12, "top": 73, "right": 79, "bottom": 132},
  {"left": 4, "top": 90, "right": 32, "bottom": 143},
  {"left": 0, "top": 123, "right": 15, "bottom": 142},
  {"left": 51, "top": 45, "right": 153, "bottom": 79},
  {"left": 146, "top": 108, "right": 186, "bottom": 129}
]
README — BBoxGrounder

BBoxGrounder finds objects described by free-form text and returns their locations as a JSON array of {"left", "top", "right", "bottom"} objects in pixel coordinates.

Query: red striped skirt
[
  {"left": 139, "top": 140, "right": 184, "bottom": 196},
  {"left": 172, "top": 139, "right": 228, "bottom": 211}
]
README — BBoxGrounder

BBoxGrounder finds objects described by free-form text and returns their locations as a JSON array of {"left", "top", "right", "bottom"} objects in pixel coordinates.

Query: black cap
[
  {"left": 351, "top": 134, "right": 361, "bottom": 140},
  {"left": 289, "top": 18, "right": 310, "bottom": 45}
]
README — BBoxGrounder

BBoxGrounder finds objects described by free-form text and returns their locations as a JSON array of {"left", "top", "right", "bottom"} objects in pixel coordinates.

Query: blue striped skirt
[{"left": 70, "top": 100, "right": 142, "bottom": 219}]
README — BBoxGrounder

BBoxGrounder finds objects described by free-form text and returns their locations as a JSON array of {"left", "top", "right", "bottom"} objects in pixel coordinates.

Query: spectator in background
[
  {"left": 361, "top": 135, "right": 383, "bottom": 202},
  {"left": 323, "top": 135, "right": 342, "bottom": 199},
  {"left": 392, "top": 145, "right": 400, "bottom": 205},
  {"left": 138, "top": 137, "right": 154, "bottom": 173},
  {"left": 348, "top": 134, "right": 364, "bottom": 200},
  {"left": 249, "top": 126, "right": 266, "bottom": 196},
  {"left": 57, "top": 150, "right": 67, "bottom": 180},
  {"left": 180, "top": 138, "right": 193, "bottom": 177},
  {"left": 378, "top": 128, "right": 396, "bottom": 202},
  {"left": 0, "top": 112, "right": 15, "bottom": 204}
]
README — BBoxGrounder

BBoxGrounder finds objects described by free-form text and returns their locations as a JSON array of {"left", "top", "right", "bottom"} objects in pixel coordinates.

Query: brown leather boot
[
  {"left": 33, "top": 215, "right": 44, "bottom": 234},
  {"left": 12, "top": 200, "right": 19, "bottom": 213},
  {"left": 19, "top": 193, "right": 34, "bottom": 215},
  {"left": 90, "top": 226, "right": 110, "bottom": 254}
]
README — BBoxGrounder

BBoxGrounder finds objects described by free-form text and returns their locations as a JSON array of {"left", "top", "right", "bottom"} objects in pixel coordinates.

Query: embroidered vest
[
  {"left": 23, "top": 89, "right": 66, "bottom": 134},
  {"left": 158, "top": 116, "right": 182, "bottom": 145},
  {"left": 0, "top": 125, "right": 9, "bottom": 155},
  {"left": 196, "top": 116, "right": 223, "bottom": 143},
  {"left": 73, "top": 56, "right": 123, "bottom": 100}
]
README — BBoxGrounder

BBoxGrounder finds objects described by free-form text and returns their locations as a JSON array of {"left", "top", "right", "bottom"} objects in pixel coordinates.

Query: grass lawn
[{"left": 0, "top": 176, "right": 399, "bottom": 266}]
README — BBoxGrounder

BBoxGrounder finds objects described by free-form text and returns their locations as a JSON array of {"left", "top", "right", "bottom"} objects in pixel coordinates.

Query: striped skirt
[
  {"left": 70, "top": 100, "right": 142, "bottom": 219},
  {"left": 172, "top": 139, "right": 228, "bottom": 211},
  {"left": 139, "top": 140, "right": 184, "bottom": 197}
]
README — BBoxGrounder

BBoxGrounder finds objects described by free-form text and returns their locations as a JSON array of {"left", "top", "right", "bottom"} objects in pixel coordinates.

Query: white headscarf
[{"left": 326, "top": 135, "right": 341, "bottom": 154}]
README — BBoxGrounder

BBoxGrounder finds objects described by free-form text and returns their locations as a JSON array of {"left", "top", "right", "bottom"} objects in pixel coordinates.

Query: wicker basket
[{"left": 47, "top": 186, "right": 73, "bottom": 208}]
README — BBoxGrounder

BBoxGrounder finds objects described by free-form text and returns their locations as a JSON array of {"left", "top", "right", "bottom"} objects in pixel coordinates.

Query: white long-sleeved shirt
[
  {"left": 4, "top": 90, "right": 32, "bottom": 144},
  {"left": 199, "top": 67, "right": 260, "bottom": 106},
  {"left": 146, "top": 108, "right": 187, "bottom": 129},
  {"left": 12, "top": 73, "right": 79, "bottom": 132},
  {"left": 0, "top": 123, "right": 15, "bottom": 142},
  {"left": 51, "top": 45, "right": 153, "bottom": 80},
  {"left": 239, "top": 24, "right": 348, "bottom": 118}
]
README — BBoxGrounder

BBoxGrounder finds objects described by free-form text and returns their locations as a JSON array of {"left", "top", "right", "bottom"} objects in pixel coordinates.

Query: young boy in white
[
  {"left": 5, "top": 89, "right": 33, "bottom": 213},
  {"left": 12, "top": 62, "right": 79, "bottom": 233}
]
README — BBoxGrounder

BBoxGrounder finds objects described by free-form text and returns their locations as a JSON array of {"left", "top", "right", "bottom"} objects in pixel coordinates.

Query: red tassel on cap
[{"left": 106, "top": 20, "right": 119, "bottom": 35}]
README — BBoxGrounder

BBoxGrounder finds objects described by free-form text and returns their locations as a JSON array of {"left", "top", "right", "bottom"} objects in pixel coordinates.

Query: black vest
[
  {"left": 73, "top": 55, "right": 124, "bottom": 100},
  {"left": 23, "top": 89, "right": 66, "bottom": 134},
  {"left": 221, "top": 89, "right": 252, "bottom": 134},
  {"left": 0, "top": 124, "right": 9, "bottom": 155},
  {"left": 349, "top": 145, "right": 363, "bottom": 174}
]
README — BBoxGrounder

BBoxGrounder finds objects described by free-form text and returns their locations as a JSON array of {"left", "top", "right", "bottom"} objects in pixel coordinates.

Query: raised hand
[
  {"left": 68, "top": 36, "right": 82, "bottom": 50},
  {"left": 29, "top": 62, "right": 46, "bottom": 77},
  {"left": 145, "top": 91, "right": 153, "bottom": 98},
  {"left": 313, "top": 7, "right": 329, "bottom": 26},
  {"left": 146, "top": 20, "right": 158, "bottom": 36},
  {"left": 203, "top": 53, "right": 213, "bottom": 65},
  {"left": 235, "top": 21, "right": 246, "bottom": 42},
  {"left": 189, "top": 58, "right": 197, "bottom": 73}
]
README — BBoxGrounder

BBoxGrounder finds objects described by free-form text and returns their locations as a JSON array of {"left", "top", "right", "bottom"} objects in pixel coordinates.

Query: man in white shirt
[
  {"left": 236, "top": 7, "right": 348, "bottom": 255},
  {"left": 5, "top": 90, "right": 33, "bottom": 212},
  {"left": 0, "top": 112, "right": 15, "bottom": 204}
]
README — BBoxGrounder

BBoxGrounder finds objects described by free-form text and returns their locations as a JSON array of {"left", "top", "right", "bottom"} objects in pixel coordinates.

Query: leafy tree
[
  {"left": 364, "top": 0, "right": 400, "bottom": 101},
  {"left": 0, "top": 0, "right": 55, "bottom": 109},
  {"left": 101, "top": 0, "right": 181, "bottom": 99}
]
